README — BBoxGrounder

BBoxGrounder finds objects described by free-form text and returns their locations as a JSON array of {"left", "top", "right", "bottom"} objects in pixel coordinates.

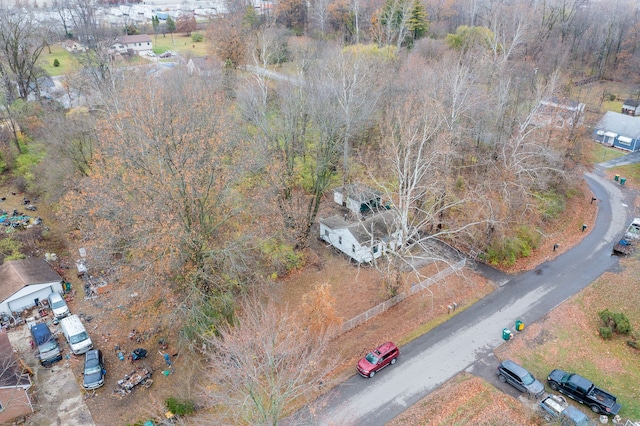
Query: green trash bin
[
  {"left": 615, "top": 174, "right": 619, "bottom": 181},
  {"left": 502, "top": 328, "right": 512, "bottom": 341},
  {"left": 620, "top": 177, "right": 627, "bottom": 185},
  {"left": 515, "top": 320, "right": 525, "bottom": 331},
  {"left": 64, "top": 281, "right": 72, "bottom": 293}
]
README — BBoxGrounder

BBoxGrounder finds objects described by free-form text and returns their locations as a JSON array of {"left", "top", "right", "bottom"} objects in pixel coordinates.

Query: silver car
[{"left": 497, "top": 359, "right": 545, "bottom": 398}]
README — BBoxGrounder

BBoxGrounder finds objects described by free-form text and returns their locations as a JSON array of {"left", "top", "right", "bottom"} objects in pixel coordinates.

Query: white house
[
  {"left": 0, "top": 258, "right": 63, "bottom": 315},
  {"left": 187, "top": 56, "right": 218, "bottom": 77},
  {"left": 532, "top": 97, "right": 585, "bottom": 129},
  {"left": 63, "top": 40, "right": 87, "bottom": 53},
  {"left": 333, "top": 184, "right": 383, "bottom": 215},
  {"left": 319, "top": 210, "right": 400, "bottom": 263},
  {"left": 112, "top": 34, "right": 153, "bottom": 54},
  {"left": 622, "top": 99, "right": 640, "bottom": 116}
]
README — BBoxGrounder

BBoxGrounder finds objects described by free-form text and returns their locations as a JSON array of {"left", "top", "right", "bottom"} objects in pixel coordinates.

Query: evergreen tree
[
  {"left": 152, "top": 16, "right": 160, "bottom": 41},
  {"left": 408, "top": 0, "right": 428, "bottom": 42},
  {"left": 166, "top": 16, "right": 176, "bottom": 42}
]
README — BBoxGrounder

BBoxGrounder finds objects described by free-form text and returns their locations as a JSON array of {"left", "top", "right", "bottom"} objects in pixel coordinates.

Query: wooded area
[{"left": 0, "top": 0, "right": 638, "bottom": 422}]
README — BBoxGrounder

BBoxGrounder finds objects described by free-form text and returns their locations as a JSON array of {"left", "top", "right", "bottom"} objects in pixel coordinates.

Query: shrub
[
  {"left": 165, "top": 396, "right": 195, "bottom": 416},
  {"left": 259, "top": 238, "right": 304, "bottom": 278},
  {"left": 598, "top": 309, "right": 632, "bottom": 335},
  {"left": 599, "top": 327, "right": 613, "bottom": 339},
  {"left": 53, "top": 58, "right": 60, "bottom": 67},
  {"left": 191, "top": 32, "right": 204, "bottom": 42},
  {"left": 483, "top": 227, "right": 541, "bottom": 266}
]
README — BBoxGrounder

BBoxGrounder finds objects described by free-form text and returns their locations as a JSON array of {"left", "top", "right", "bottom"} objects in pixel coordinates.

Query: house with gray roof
[
  {"left": 319, "top": 210, "right": 400, "bottom": 263},
  {"left": 333, "top": 184, "right": 383, "bottom": 215},
  {"left": 112, "top": 34, "right": 153, "bottom": 54},
  {"left": 622, "top": 99, "right": 640, "bottom": 116},
  {"left": 593, "top": 111, "right": 640, "bottom": 152}
]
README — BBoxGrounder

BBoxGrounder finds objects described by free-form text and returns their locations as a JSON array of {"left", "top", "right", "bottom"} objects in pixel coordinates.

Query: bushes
[
  {"left": 483, "top": 226, "right": 541, "bottom": 266},
  {"left": 166, "top": 396, "right": 195, "bottom": 416},
  {"left": 598, "top": 309, "right": 632, "bottom": 339}
]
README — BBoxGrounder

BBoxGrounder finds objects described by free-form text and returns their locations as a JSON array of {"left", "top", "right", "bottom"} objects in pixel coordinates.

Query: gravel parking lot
[{"left": 7, "top": 323, "right": 95, "bottom": 426}]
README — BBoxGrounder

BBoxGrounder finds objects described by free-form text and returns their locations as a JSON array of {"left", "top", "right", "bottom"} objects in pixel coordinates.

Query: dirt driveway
[{"left": 7, "top": 324, "right": 95, "bottom": 426}]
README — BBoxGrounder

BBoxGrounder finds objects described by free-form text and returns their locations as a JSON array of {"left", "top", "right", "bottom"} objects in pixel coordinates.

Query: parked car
[
  {"left": 159, "top": 51, "right": 172, "bottom": 58},
  {"left": 356, "top": 341, "right": 399, "bottom": 378},
  {"left": 30, "top": 322, "right": 62, "bottom": 366},
  {"left": 539, "top": 394, "right": 595, "bottom": 426},
  {"left": 497, "top": 359, "right": 545, "bottom": 398},
  {"left": 547, "top": 369, "right": 621, "bottom": 415},
  {"left": 83, "top": 349, "right": 105, "bottom": 390},
  {"left": 48, "top": 292, "right": 70, "bottom": 319}
]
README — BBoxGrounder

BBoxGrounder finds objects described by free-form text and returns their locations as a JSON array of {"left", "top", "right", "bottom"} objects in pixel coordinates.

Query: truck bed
[
  {"left": 613, "top": 238, "right": 634, "bottom": 255},
  {"left": 587, "top": 388, "right": 621, "bottom": 415}
]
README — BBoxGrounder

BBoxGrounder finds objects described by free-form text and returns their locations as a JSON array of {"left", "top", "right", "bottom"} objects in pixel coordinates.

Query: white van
[
  {"left": 60, "top": 315, "right": 93, "bottom": 355},
  {"left": 48, "top": 292, "right": 70, "bottom": 319}
]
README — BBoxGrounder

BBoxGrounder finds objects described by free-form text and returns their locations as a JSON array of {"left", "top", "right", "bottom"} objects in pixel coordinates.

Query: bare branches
[{"left": 202, "top": 295, "right": 336, "bottom": 425}]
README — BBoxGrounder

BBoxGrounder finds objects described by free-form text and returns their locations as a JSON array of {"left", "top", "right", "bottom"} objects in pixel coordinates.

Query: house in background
[
  {"left": 0, "top": 330, "right": 33, "bottom": 424},
  {"left": 112, "top": 34, "right": 153, "bottom": 54},
  {"left": 63, "top": 39, "right": 86, "bottom": 53},
  {"left": 532, "top": 97, "right": 585, "bottom": 129},
  {"left": 0, "top": 258, "right": 63, "bottom": 316},
  {"left": 333, "top": 184, "right": 383, "bottom": 215},
  {"left": 621, "top": 99, "right": 640, "bottom": 116},
  {"left": 593, "top": 111, "right": 640, "bottom": 152},
  {"left": 187, "top": 56, "right": 218, "bottom": 77},
  {"left": 319, "top": 210, "right": 400, "bottom": 264}
]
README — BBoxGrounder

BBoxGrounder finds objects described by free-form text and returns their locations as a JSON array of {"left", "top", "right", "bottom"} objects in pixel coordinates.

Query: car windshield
[
  {"left": 39, "top": 341, "right": 57, "bottom": 352},
  {"left": 85, "top": 364, "right": 101, "bottom": 375},
  {"left": 70, "top": 332, "right": 89, "bottom": 344},
  {"left": 521, "top": 373, "right": 535, "bottom": 385},
  {"left": 51, "top": 300, "right": 66, "bottom": 309},
  {"left": 365, "top": 353, "right": 379, "bottom": 364}
]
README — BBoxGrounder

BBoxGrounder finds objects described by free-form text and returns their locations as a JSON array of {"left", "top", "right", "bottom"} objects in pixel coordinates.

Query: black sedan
[{"left": 83, "top": 349, "right": 105, "bottom": 390}]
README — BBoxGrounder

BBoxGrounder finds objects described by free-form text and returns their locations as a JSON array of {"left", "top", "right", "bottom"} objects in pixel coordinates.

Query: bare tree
[
  {"left": 60, "top": 71, "right": 256, "bottom": 323},
  {"left": 0, "top": 7, "right": 47, "bottom": 102},
  {"left": 316, "top": 47, "right": 386, "bottom": 187},
  {"left": 202, "top": 294, "right": 336, "bottom": 425}
]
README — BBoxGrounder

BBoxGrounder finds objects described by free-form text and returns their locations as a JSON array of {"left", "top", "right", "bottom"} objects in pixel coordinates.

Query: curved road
[{"left": 299, "top": 166, "right": 637, "bottom": 425}]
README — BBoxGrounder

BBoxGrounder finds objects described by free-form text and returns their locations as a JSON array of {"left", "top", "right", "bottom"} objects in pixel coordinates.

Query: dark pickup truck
[{"left": 547, "top": 369, "right": 621, "bottom": 415}]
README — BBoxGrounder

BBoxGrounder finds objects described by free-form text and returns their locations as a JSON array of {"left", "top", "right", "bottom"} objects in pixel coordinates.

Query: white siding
[{"left": 1, "top": 282, "right": 63, "bottom": 314}]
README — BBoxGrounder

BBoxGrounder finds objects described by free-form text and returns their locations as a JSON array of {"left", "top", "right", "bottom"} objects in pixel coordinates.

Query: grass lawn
[
  {"left": 496, "top": 256, "right": 640, "bottom": 420},
  {"left": 602, "top": 99, "right": 623, "bottom": 113},
  {"left": 150, "top": 33, "right": 209, "bottom": 57},
  {"left": 39, "top": 44, "right": 80, "bottom": 77},
  {"left": 608, "top": 163, "right": 640, "bottom": 185},
  {"left": 589, "top": 143, "right": 628, "bottom": 163}
]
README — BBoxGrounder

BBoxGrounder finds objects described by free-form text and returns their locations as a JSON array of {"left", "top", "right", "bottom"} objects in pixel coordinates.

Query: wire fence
[{"left": 340, "top": 258, "right": 466, "bottom": 334}]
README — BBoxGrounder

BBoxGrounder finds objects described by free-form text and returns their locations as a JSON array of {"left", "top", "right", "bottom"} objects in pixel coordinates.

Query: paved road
[{"left": 301, "top": 169, "right": 636, "bottom": 425}]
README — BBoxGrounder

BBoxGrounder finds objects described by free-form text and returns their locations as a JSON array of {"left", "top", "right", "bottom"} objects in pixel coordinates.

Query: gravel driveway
[{"left": 7, "top": 323, "right": 95, "bottom": 425}]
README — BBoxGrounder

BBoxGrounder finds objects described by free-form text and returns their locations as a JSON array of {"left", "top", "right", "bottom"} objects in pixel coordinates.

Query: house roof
[
  {"left": 0, "top": 330, "right": 31, "bottom": 388},
  {"left": 348, "top": 210, "right": 395, "bottom": 244},
  {"left": 539, "top": 97, "right": 585, "bottom": 112},
  {"left": 334, "top": 184, "right": 382, "bottom": 204},
  {"left": 0, "top": 258, "right": 61, "bottom": 303},
  {"left": 595, "top": 111, "right": 640, "bottom": 137},
  {"left": 320, "top": 211, "right": 395, "bottom": 244},
  {"left": 623, "top": 99, "right": 640, "bottom": 108},
  {"left": 118, "top": 34, "right": 152, "bottom": 44}
]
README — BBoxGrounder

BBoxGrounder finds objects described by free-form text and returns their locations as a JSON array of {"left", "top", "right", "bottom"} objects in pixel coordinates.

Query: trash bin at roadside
[
  {"left": 502, "top": 328, "right": 512, "bottom": 341},
  {"left": 620, "top": 177, "right": 627, "bottom": 186},
  {"left": 614, "top": 174, "right": 619, "bottom": 181},
  {"left": 515, "top": 320, "right": 525, "bottom": 331}
]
